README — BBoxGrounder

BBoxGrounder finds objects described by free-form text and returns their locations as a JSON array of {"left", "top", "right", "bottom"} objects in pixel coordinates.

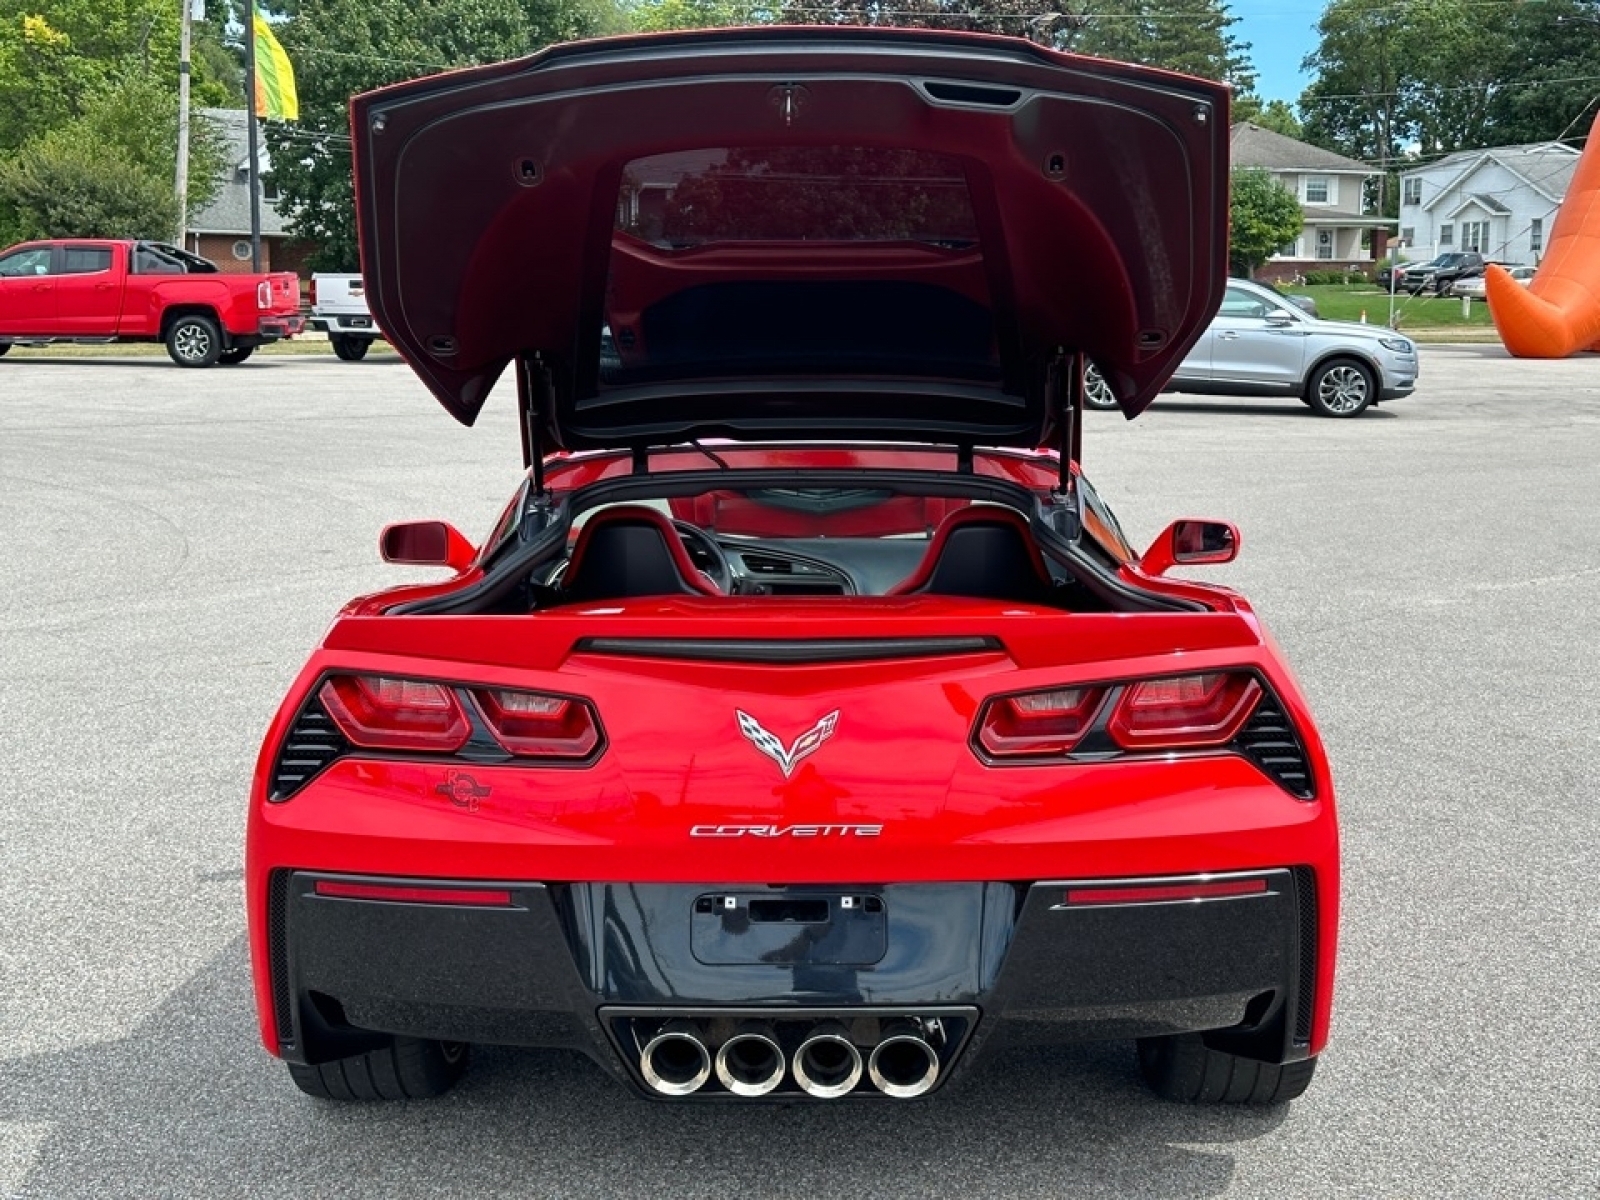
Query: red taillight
[
  {"left": 314, "top": 880, "right": 512, "bottom": 906},
  {"left": 256, "top": 280, "right": 271, "bottom": 309},
  {"left": 1107, "top": 672, "right": 1260, "bottom": 750},
  {"left": 976, "top": 686, "right": 1106, "bottom": 759},
  {"left": 319, "top": 675, "right": 470, "bottom": 752},
  {"left": 308, "top": 278, "right": 317, "bottom": 306},
  {"left": 473, "top": 688, "right": 600, "bottom": 759}
]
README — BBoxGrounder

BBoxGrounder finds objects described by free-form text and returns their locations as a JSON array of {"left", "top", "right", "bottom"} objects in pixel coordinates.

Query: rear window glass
[
  {"left": 600, "top": 146, "right": 997, "bottom": 387},
  {"left": 62, "top": 247, "right": 112, "bottom": 274}
]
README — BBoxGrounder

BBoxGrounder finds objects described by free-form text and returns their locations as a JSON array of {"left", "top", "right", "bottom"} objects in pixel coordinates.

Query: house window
[
  {"left": 1531, "top": 218, "right": 1543, "bottom": 254},
  {"left": 1304, "top": 176, "right": 1330, "bottom": 204},
  {"left": 232, "top": 240, "right": 253, "bottom": 261},
  {"left": 1440, "top": 224, "right": 1453, "bottom": 246},
  {"left": 1401, "top": 226, "right": 1415, "bottom": 245},
  {"left": 1461, "top": 221, "right": 1489, "bottom": 252},
  {"left": 1402, "top": 177, "right": 1422, "bottom": 205}
]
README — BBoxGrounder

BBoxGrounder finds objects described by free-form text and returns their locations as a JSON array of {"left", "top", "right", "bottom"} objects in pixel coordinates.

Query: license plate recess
[{"left": 691, "top": 891, "right": 886, "bottom": 966}]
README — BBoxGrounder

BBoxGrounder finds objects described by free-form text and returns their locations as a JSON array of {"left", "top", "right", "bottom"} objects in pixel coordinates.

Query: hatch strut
[
  {"left": 515, "top": 353, "right": 554, "bottom": 495},
  {"left": 1053, "top": 349, "right": 1084, "bottom": 499}
]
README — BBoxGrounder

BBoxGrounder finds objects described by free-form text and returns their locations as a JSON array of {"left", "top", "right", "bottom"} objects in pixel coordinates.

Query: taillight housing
[
  {"left": 975, "top": 671, "right": 1264, "bottom": 762},
  {"left": 319, "top": 675, "right": 470, "bottom": 752},
  {"left": 976, "top": 686, "right": 1106, "bottom": 759},
  {"left": 1107, "top": 672, "right": 1260, "bottom": 749},
  {"left": 256, "top": 280, "right": 271, "bottom": 309},
  {"left": 473, "top": 688, "right": 601, "bottom": 759}
]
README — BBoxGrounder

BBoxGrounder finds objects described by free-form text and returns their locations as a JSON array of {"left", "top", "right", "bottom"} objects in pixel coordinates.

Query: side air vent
[
  {"left": 1291, "top": 867, "right": 1317, "bottom": 1045},
  {"left": 270, "top": 696, "right": 348, "bottom": 801},
  {"left": 1231, "top": 691, "right": 1315, "bottom": 799},
  {"left": 268, "top": 869, "right": 295, "bottom": 1051},
  {"left": 740, "top": 552, "right": 830, "bottom": 577}
]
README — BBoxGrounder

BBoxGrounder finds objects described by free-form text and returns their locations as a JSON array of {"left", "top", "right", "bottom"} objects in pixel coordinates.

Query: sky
[{"left": 1228, "top": 0, "right": 1318, "bottom": 105}]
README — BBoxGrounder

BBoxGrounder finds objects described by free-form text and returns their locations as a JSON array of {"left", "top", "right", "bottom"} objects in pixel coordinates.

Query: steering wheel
[{"left": 672, "top": 520, "right": 734, "bottom": 594}]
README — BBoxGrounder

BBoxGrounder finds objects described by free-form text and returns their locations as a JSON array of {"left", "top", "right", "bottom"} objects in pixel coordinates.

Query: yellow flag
[{"left": 253, "top": 9, "right": 298, "bottom": 122}]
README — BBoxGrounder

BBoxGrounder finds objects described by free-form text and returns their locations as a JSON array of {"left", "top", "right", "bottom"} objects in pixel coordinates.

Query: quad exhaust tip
[
  {"left": 868, "top": 1023, "right": 941, "bottom": 1099},
  {"left": 714, "top": 1024, "right": 785, "bottom": 1097},
  {"left": 640, "top": 1019, "right": 712, "bottom": 1096},
  {"left": 792, "top": 1022, "right": 864, "bottom": 1099}
]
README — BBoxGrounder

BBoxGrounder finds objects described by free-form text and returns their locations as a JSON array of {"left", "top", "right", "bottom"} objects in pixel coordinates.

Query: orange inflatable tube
[{"left": 1489, "top": 111, "right": 1600, "bottom": 356}]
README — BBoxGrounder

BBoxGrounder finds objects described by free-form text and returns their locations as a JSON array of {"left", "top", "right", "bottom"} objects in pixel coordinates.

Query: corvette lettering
[{"left": 689, "top": 824, "right": 883, "bottom": 838}]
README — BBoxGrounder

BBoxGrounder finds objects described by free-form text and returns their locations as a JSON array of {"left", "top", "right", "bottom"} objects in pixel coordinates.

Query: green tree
[
  {"left": 1249, "top": 98, "right": 1304, "bottom": 140},
  {"left": 630, "top": 0, "right": 745, "bottom": 31},
  {"left": 1229, "top": 167, "right": 1302, "bottom": 276},
  {"left": 1073, "top": 0, "right": 1256, "bottom": 96},
  {"left": 264, "top": 0, "right": 617, "bottom": 271},
  {"left": 1485, "top": 0, "right": 1600, "bottom": 145},
  {"left": 0, "top": 3, "right": 234, "bottom": 241}
]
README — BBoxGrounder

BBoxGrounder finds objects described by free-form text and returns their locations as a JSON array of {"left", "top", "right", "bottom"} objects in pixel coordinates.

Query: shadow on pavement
[{"left": 1, "top": 937, "right": 1294, "bottom": 1199}]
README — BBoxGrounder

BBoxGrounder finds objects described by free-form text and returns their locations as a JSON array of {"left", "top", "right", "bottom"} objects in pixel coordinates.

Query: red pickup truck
[{"left": 0, "top": 239, "right": 303, "bottom": 366}]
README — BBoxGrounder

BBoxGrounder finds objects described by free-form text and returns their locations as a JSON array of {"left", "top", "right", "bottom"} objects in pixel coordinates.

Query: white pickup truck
[{"left": 308, "top": 273, "right": 382, "bottom": 361}]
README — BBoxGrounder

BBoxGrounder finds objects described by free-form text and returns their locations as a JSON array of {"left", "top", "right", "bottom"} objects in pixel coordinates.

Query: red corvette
[{"left": 247, "top": 27, "right": 1338, "bottom": 1107}]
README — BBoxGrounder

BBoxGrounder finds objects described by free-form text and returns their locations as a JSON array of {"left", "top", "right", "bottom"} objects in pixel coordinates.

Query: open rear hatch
[{"left": 351, "top": 27, "right": 1229, "bottom": 446}]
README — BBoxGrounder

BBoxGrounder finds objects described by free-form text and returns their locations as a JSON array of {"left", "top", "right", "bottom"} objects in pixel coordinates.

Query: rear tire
[
  {"left": 286, "top": 1037, "right": 468, "bottom": 1101},
  {"left": 219, "top": 346, "right": 254, "bottom": 365},
  {"left": 331, "top": 335, "right": 370, "bottom": 362},
  {"left": 1137, "top": 1034, "right": 1316, "bottom": 1105},
  {"left": 166, "top": 314, "right": 222, "bottom": 367},
  {"left": 0, "top": 343, "right": 11, "bottom": 357}
]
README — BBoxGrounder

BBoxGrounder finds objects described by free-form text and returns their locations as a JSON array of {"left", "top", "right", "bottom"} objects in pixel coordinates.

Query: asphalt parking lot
[{"left": 1, "top": 344, "right": 1597, "bottom": 1197}]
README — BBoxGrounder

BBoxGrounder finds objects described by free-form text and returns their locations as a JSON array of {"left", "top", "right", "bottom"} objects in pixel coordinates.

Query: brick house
[
  {"left": 184, "top": 108, "right": 314, "bottom": 278},
  {"left": 1231, "top": 122, "right": 1394, "bottom": 282}
]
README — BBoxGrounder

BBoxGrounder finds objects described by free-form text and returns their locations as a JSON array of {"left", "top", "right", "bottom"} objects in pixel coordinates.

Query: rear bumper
[
  {"left": 265, "top": 868, "right": 1320, "bottom": 1098},
  {"left": 308, "top": 315, "right": 380, "bottom": 336},
  {"left": 257, "top": 314, "right": 305, "bottom": 340}
]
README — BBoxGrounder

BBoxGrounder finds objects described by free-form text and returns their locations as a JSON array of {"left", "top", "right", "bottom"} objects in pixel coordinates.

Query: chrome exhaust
[
  {"left": 792, "top": 1021, "right": 863, "bottom": 1099},
  {"left": 640, "top": 1019, "right": 711, "bottom": 1096},
  {"left": 868, "top": 1022, "right": 940, "bottom": 1099},
  {"left": 714, "top": 1023, "right": 785, "bottom": 1097}
]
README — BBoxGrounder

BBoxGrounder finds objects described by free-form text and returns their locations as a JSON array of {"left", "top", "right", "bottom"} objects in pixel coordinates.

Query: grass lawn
[{"left": 1296, "top": 282, "right": 1497, "bottom": 337}]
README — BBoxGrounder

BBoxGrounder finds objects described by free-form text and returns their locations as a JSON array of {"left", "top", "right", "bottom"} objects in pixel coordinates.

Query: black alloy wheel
[
  {"left": 1305, "top": 357, "right": 1374, "bottom": 418},
  {"left": 165, "top": 314, "right": 223, "bottom": 368},
  {"left": 286, "top": 1036, "right": 469, "bottom": 1101},
  {"left": 331, "top": 335, "right": 371, "bottom": 362}
]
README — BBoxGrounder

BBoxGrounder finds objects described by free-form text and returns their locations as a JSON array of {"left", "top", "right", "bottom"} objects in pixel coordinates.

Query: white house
[
  {"left": 1231, "top": 122, "right": 1392, "bottom": 281},
  {"left": 1397, "top": 141, "right": 1581, "bottom": 265}
]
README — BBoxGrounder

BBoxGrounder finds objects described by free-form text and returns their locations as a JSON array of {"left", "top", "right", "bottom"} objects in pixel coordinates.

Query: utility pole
[
  {"left": 175, "top": 0, "right": 193, "bottom": 248},
  {"left": 243, "top": 0, "right": 263, "bottom": 272}
]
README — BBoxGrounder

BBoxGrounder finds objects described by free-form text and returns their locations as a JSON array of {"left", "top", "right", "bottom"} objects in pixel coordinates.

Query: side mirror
[
  {"left": 1265, "top": 310, "right": 1295, "bottom": 327},
  {"left": 1138, "top": 519, "right": 1240, "bottom": 576},
  {"left": 379, "top": 520, "right": 475, "bottom": 572}
]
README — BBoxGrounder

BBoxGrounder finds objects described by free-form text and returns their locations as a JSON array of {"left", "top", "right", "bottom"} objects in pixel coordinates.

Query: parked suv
[
  {"left": 1084, "top": 278, "right": 1418, "bottom": 418},
  {"left": 1403, "top": 251, "right": 1485, "bottom": 295}
]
